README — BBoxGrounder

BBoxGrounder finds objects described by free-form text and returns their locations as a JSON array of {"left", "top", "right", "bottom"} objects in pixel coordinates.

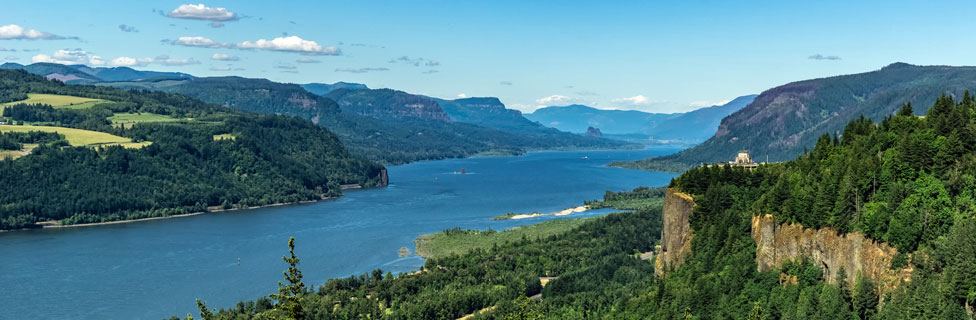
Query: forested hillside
[
  {"left": 181, "top": 94, "right": 976, "bottom": 319},
  {"left": 5, "top": 62, "right": 633, "bottom": 165},
  {"left": 620, "top": 63, "right": 976, "bottom": 172},
  {"left": 0, "top": 69, "right": 385, "bottom": 230},
  {"left": 149, "top": 78, "right": 632, "bottom": 164}
]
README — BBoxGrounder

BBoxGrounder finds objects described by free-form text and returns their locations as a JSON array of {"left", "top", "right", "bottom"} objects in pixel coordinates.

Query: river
[{"left": 0, "top": 147, "right": 679, "bottom": 319}]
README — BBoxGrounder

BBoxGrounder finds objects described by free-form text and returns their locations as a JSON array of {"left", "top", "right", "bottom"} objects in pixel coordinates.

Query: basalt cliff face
[
  {"left": 656, "top": 189, "right": 912, "bottom": 293},
  {"left": 654, "top": 188, "right": 695, "bottom": 276},
  {"left": 751, "top": 214, "right": 912, "bottom": 291}
]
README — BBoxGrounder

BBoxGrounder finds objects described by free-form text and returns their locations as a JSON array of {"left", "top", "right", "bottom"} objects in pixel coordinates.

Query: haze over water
[{"left": 0, "top": 147, "right": 678, "bottom": 319}]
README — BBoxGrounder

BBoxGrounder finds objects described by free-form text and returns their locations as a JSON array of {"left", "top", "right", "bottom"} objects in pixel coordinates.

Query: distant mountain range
[
  {"left": 525, "top": 95, "right": 756, "bottom": 144},
  {"left": 0, "top": 62, "right": 193, "bottom": 83},
  {"left": 0, "top": 62, "right": 632, "bottom": 164},
  {"left": 616, "top": 62, "right": 976, "bottom": 171}
]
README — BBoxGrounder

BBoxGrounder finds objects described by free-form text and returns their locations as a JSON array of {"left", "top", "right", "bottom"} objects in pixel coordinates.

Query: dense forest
[
  {"left": 180, "top": 93, "right": 976, "bottom": 319},
  {"left": 0, "top": 70, "right": 385, "bottom": 230}
]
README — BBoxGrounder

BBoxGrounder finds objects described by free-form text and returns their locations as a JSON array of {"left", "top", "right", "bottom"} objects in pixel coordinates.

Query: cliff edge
[
  {"left": 751, "top": 214, "right": 912, "bottom": 292},
  {"left": 655, "top": 188, "right": 695, "bottom": 276}
]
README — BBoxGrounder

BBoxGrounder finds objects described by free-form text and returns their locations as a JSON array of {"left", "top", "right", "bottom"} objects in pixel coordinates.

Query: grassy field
[
  {"left": 109, "top": 113, "right": 180, "bottom": 127},
  {"left": 0, "top": 125, "right": 148, "bottom": 148},
  {"left": 414, "top": 218, "right": 592, "bottom": 259},
  {"left": 1, "top": 94, "right": 107, "bottom": 113}
]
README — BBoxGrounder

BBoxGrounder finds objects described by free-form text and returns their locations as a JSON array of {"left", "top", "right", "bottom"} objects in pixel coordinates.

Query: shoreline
[{"left": 5, "top": 184, "right": 376, "bottom": 232}]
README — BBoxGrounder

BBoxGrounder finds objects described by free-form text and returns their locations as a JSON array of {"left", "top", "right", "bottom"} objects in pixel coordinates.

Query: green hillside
[
  {"left": 619, "top": 63, "right": 976, "bottom": 172},
  {"left": 0, "top": 69, "right": 385, "bottom": 230}
]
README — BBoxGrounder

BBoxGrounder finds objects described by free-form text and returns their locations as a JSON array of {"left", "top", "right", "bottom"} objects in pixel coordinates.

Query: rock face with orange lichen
[
  {"left": 751, "top": 214, "right": 912, "bottom": 292},
  {"left": 654, "top": 188, "right": 695, "bottom": 276}
]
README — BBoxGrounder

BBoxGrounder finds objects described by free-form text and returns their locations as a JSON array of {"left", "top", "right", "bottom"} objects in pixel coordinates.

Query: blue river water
[{"left": 0, "top": 147, "right": 679, "bottom": 319}]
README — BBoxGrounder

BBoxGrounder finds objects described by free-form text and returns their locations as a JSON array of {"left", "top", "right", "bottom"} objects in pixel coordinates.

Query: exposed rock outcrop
[
  {"left": 585, "top": 127, "right": 603, "bottom": 138},
  {"left": 654, "top": 188, "right": 912, "bottom": 294},
  {"left": 655, "top": 188, "right": 695, "bottom": 276},
  {"left": 751, "top": 214, "right": 912, "bottom": 292}
]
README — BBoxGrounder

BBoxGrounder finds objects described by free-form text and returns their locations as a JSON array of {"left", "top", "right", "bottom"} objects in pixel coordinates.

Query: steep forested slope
[
  {"left": 0, "top": 70, "right": 384, "bottom": 230},
  {"left": 621, "top": 63, "right": 976, "bottom": 171}
]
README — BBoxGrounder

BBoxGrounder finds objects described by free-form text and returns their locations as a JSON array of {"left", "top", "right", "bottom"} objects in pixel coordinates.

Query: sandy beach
[{"left": 508, "top": 205, "right": 590, "bottom": 219}]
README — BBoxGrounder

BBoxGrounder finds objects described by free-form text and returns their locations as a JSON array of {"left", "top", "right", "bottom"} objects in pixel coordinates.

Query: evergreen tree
[{"left": 270, "top": 237, "right": 306, "bottom": 320}]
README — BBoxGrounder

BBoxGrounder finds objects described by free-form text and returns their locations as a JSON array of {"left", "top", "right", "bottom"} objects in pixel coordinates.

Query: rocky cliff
[
  {"left": 655, "top": 189, "right": 912, "bottom": 293},
  {"left": 655, "top": 188, "right": 695, "bottom": 276},
  {"left": 751, "top": 214, "right": 912, "bottom": 292}
]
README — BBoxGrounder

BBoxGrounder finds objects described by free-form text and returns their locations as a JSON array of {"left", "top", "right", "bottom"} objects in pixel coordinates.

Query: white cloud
[
  {"left": 536, "top": 95, "right": 575, "bottom": 105},
  {"left": 211, "top": 53, "right": 239, "bottom": 61},
  {"left": 170, "top": 36, "right": 229, "bottom": 48},
  {"left": 109, "top": 56, "right": 153, "bottom": 67},
  {"left": 237, "top": 36, "right": 340, "bottom": 55},
  {"left": 689, "top": 99, "right": 732, "bottom": 108},
  {"left": 457, "top": 93, "right": 467, "bottom": 98},
  {"left": 209, "top": 66, "right": 232, "bottom": 71},
  {"left": 32, "top": 49, "right": 106, "bottom": 65},
  {"left": 32, "top": 50, "right": 197, "bottom": 67},
  {"left": 167, "top": 4, "right": 237, "bottom": 21},
  {"left": 0, "top": 24, "right": 66, "bottom": 40},
  {"left": 612, "top": 95, "right": 651, "bottom": 106}
]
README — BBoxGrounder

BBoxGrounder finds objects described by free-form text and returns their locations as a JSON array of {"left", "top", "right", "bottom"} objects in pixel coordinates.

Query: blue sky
[{"left": 1, "top": 1, "right": 975, "bottom": 113}]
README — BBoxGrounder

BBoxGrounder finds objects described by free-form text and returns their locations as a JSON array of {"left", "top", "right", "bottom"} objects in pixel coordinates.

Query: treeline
[
  {"left": 0, "top": 70, "right": 385, "bottom": 229},
  {"left": 0, "top": 130, "right": 64, "bottom": 151}
]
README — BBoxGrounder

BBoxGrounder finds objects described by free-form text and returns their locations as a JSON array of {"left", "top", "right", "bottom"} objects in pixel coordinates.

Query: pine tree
[{"left": 270, "top": 237, "right": 306, "bottom": 320}]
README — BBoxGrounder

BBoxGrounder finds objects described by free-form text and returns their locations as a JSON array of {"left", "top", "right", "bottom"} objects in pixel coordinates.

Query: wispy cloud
[
  {"left": 499, "top": 81, "right": 513, "bottom": 86},
  {"left": 0, "top": 24, "right": 73, "bottom": 40},
  {"left": 808, "top": 54, "right": 841, "bottom": 61},
  {"left": 389, "top": 56, "right": 438, "bottom": 67},
  {"left": 118, "top": 24, "right": 138, "bottom": 33},
  {"left": 168, "top": 36, "right": 229, "bottom": 48},
  {"left": 536, "top": 95, "right": 584, "bottom": 106},
  {"left": 4, "top": 55, "right": 17, "bottom": 61},
  {"left": 612, "top": 95, "right": 651, "bottom": 106},
  {"left": 274, "top": 65, "right": 296, "bottom": 70},
  {"left": 422, "top": 70, "right": 438, "bottom": 74},
  {"left": 335, "top": 67, "right": 389, "bottom": 73},
  {"left": 31, "top": 49, "right": 198, "bottom": 67},
  {"left": 296, "top": 57, "right": 320, "bottom": 63},
  {"left": 211, "top": 53, "right": 238, "bottom": 61}
]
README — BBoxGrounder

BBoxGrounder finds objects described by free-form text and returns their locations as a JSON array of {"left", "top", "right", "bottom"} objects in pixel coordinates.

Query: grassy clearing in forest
[
  {"left": 1, "top": 94, "right": 106, "bottom": 113},
  {"left": 414, "top": 218, "right": 592, "bottom": 259},
  {"left": 0, "top": 124, "right": 148, "bottom": 148}
]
